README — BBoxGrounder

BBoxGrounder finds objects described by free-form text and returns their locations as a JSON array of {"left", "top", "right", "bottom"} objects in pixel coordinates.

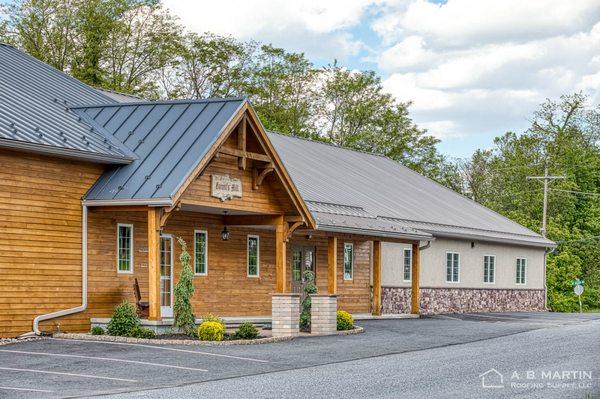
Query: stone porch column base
[
  {"left": 310, "top": 294, "right": 337, "bottom": 335},
  {"left": 271, "top": 293, "right": 300, "bottom": 337}
]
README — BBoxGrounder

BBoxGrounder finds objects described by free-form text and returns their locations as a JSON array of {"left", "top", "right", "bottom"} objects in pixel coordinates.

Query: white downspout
[{"left": 26, "top": 203, "right": 88, "bottom": 336}]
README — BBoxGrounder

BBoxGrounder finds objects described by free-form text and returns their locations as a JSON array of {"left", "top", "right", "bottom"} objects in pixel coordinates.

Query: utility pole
[{"left": 527, "top": 162, "right": 566, "bottom": 237}]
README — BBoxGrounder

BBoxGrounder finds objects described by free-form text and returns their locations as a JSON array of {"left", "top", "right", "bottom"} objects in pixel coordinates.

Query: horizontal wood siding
[
  {"left": 0, "top": 149, "right": 104, "bottom": 337},
  {"left": 180, "top": 136, "right": 296, "bottom": 215},
  {"left": 289, "top": 234, "right": 372, "bottom": 314}
]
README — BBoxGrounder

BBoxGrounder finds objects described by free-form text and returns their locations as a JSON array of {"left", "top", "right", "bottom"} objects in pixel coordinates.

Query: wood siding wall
[
  {"left": 0, "top": 149, "right": 104, "bottom": 337},
  {"left": 180, "top": 133, "right": 296, "bottom": 215},
  {"left": 79, "top": 212, "right": 373, "bottom": 328}
]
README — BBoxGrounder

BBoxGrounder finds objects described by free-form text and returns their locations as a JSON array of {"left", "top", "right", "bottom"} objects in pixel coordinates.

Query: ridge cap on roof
[
  {"left": 267, "top": 130, "right": 390, "bottom": 160},
  {"left": 93, "top": 86, "right": 144, "bottom": 100},
  {"left": 70, "top": 97, "right": 248, "bottom": 109}
]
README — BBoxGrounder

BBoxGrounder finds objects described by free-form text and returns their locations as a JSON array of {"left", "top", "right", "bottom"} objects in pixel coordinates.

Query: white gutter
[
  {"left": 28, "top": 203, "right": 89, "bottom": 336},
  {"left": 83, "top": 198, "right": 173, "bottom": 207}
]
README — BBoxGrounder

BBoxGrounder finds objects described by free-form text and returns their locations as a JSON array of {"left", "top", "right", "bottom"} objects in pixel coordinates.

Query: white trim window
[
  {"left": 194, "top": 230, "right": 208, "bottom": 276},
  {"left": 247, "top": 235, "right": 260, "bottom": 277},
  {"left": 516, "top": 258, "right": 527, "bottom": 285},
  {"left": 117, "top": 223, "right": 133, "bottom": 273},
  {"left": 343, "top": 243, "right": 353, "bottom": 280},
  {"left": 446, "top": 252, "right": 459, "bottom": 283},
  {"left": 403, "top": 248, "right": 412, "bottom": 282},
  {"left": 483, "top": 255, "right": 495, "bottom": 284}
]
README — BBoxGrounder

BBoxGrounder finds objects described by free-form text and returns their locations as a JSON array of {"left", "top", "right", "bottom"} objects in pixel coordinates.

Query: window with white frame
[
  {"left": 343, "top": 243, "right": 353, "bottom": 280},
  {"left": 483, "top": 255, "right": 495, "bottom": 283},
  {"left": 247, "top": 235, "right": 259, "bottom": 277},
  {"left": 117, "top": 224, "right": 133, "bottom": 273},
  {"left": 516, "top": 258, "right": 527, "bottom": 284},
  {"left": 194, "top": 230, "right": 207, "bottom": 275},
  {"left": 403, "top": 248, "right": 412, "bottom": 281},
  {"left": 446, "top": 252, "right": 459, "bottom": 283}
]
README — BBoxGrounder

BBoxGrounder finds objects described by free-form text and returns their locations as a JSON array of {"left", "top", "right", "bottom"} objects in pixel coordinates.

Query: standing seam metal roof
[
  {"left": 268, "top": 132, "right": 555, "bottom": 247},
  {"left": 0, "top": 44, "right": 135, "bottom": 163},
  {"left": 79, "top": 99, "right": 246, "bottom": 201}
]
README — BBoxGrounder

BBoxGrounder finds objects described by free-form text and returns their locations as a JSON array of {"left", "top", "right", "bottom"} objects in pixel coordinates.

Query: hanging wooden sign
[{"left": 211, "top": 174, "right": 242, "bottom": 201}]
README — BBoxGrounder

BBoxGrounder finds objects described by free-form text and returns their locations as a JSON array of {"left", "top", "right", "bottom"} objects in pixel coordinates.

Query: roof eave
[
  {"left": 0, "top": 139, "right": 134, "bottom": 164},
  {"left": 316, "top": 223, "right": 433, "bottom": 241},
  {"left": 83, "top": 198, "right": 173, "bottom": 207},
  {"left": 430, "top": 231, "right": 556, "bottom": 248}
]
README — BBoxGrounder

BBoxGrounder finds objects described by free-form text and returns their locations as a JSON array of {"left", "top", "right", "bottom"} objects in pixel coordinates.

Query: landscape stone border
[
  {"left": 0, "top": 337, "right": 42, "bottom": 346},
  {"left": 54, "top": 326, "right": 363, "bottom": 346}
]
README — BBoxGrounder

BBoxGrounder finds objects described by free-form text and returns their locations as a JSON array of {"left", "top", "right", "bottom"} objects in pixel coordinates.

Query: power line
[
  {"left": 549, "top": 188, "right": 600, "bottom": 197},
  {"left": 555, "top": 236, "right": 600, "bottom": 244},
  {"left": 527, "top": 162, "right": 566, "bottom": 238}
]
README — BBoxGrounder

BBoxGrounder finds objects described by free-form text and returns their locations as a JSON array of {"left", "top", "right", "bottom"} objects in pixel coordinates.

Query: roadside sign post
[{"left": 572, "top": 279, "right": 584, "bottom": 314}]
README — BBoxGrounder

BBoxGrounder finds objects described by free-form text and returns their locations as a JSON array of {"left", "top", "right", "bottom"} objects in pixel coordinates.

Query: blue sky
[{"left": 165, "top": 0, "right": 600, "bottom": 158}]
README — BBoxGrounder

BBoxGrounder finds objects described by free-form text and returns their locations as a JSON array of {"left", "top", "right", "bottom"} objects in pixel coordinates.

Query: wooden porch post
[
  {"left": 148, "top": 207, "right": 162, "bottom": 321},
  {"left": 411, "top": 242, "right": 421, "bottom": 315},
  {"left": 275, "top": 216, "right": 287, "bottom": 293},
  {"left": 327, "top": 236, "right": 337, "bottom": 295},
  {"left": 372, "top": 240, "right": 382, "bottom": 315}
]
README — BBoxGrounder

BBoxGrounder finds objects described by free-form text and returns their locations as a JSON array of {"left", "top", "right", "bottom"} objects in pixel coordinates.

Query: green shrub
[
  {"left": 107, "top": 301, "right": 140, "bottom": 336},
  {"left": 337, "top": 310, "right": 354, "bottom": 331},
  {"left": 174, "top": 237, "right": 196, "bottom": 336},
  {"left": 300, "top": 270, "right": 317, "bottom": 331},
  {"left": 234, "top": 322, "right": 259, "bottom": 339},
  {"left": 129, "top": 326, "right": 156, "bottom": 339},
  {"left": 201, "top": 313, "right": 225, "bottom": 327},
  {"left": 197, "top": 321, "right": 225, "bottom": 341},
  {"left": 91, "top": 326, "right": 105, "bottom": 335}
]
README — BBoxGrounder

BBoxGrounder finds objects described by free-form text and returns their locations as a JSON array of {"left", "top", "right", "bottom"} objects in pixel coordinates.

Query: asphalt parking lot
[{"left": 0, "top": 312, "right": 598, "bottom": 398}]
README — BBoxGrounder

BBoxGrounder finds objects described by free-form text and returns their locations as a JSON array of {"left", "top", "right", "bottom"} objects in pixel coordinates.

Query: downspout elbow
[
  {"left": 419, "top": 239, "right": 432, "bottom": 251},
  {"left": 30, "top": 203, "right": 89, "bottom": 336}
]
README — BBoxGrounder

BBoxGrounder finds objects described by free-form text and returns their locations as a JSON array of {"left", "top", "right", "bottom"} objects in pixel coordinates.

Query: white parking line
[
  {"left": 0, "top": 386, "right": 54, "bottom": 393},
  {"left": 462, "top": 313, "right": 563, "bottom": 324},
  {"left": 0, "top": 349, "right": 208, "bottom": 372},
  {"left": 0, "top": 367, "right": 137, "bottom": 382},
  {"left": 52, "top": 338, "right": 269, "bottom": 363}
]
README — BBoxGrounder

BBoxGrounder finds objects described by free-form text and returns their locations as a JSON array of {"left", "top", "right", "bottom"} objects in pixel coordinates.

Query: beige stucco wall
[{"left": 382, "top": 237, "right": 545, "bottom": 290}]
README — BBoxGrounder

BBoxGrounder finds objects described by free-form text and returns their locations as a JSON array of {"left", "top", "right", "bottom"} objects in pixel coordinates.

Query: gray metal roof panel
[
  {"left": 0, "top": 44, "right": 134, "bottom": 163},
  {"left": 269, "top": 132, "right": 554, "bottom": 247},
  {"left": 308, "top": 200, "right": 432, "bottom": 239},
  {"left": 81, "top": 99, "right": 245, "bottom": 201}
]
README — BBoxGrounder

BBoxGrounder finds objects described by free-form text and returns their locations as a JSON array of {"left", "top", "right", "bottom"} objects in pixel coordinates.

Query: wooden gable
[{"left": 174, "top": 104, "right": 314, "bottom": 226}]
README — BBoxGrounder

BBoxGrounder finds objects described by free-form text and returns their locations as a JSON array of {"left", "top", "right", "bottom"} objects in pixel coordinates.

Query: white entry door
[{"left": 160, "top": 234, "right": 174, "bottom": 318}]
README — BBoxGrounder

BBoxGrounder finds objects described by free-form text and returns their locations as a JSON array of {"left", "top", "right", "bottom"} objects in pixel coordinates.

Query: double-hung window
[
  {"left": 516, "top": 258, "right": 527, "bottom": 284},
  {"left": 403, "top": 248, "right": 412, "bottom": 281},
  {"left": 247, "top": 235, "right": 260, "bottom": 277},
  {"left": 117, "top": 224, "right": 133, "bottom": 273},
  {"left": 343, "top": 243, "right": 353, "bottom": 280},
  {"left": 194, "top": 230, "right": 208, "bottom": 275},
  {"left": 483, "top": 255, "right": 495, "bottom": 283},
  {"left": 446, "top": 252, "right": 459, "bottom": 283}
]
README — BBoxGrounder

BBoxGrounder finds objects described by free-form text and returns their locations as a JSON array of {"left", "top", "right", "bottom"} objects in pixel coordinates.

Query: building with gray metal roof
[
  {"left": 74, "top": 99, "right": 245, "bottom": 204},
  {"left": 0, "top": 43, "right": 135, "bottom": 163},
  {"left": 268, "top": 132, "right": 554, "bottom": 248}
]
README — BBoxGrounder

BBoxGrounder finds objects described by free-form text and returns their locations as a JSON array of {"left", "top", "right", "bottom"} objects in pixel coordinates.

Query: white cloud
[
  {"left": 374, "top": 2, "right": 600, "bottom": 153},
  {"left": 374, "top": 0, "right": 600, "bottom": 47},
  {"left": 163, "top": 0, "right": 375, "bottom": 60}
]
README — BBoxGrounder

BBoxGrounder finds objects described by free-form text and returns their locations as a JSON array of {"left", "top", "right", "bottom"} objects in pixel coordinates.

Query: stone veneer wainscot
[{"left": 382, "top": 287, "right": 545, "bottom": 314}]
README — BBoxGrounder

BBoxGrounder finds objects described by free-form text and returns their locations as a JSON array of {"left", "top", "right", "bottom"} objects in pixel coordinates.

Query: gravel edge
[{"left": 54, "top": 326, "right": 363, "bottom": 345}]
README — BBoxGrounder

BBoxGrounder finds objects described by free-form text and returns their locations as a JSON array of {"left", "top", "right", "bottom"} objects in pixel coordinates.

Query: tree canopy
[{"left": 458, "top": 93, "right": 600, "bottom": 311}]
